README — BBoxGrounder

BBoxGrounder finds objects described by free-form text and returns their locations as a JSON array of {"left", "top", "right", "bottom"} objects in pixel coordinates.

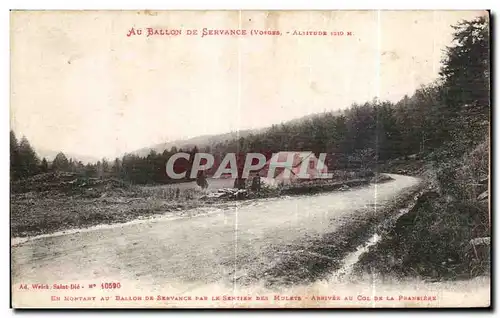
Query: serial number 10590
[{"left": 101, "top": 282, "right": 121, "bottom": 289}]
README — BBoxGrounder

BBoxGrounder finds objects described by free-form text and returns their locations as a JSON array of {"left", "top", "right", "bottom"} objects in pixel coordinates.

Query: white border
[{"left": 2, "top": 1, "right": 498, "bottom": 317}]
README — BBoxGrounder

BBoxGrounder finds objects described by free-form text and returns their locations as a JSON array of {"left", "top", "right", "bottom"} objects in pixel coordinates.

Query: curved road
[{"left": 12, "top": 174, "right": 420, "bottom": 289}]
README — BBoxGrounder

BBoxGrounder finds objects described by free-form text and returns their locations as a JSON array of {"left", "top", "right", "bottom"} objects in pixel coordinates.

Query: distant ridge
[
  {"left": 130, "top": 129, "right": 258, "bottom": 157},
  {"left": 129, "top": 110, "right": 344, "bottom": 157},
  {"left": 36, "top": 109, "right": 346, "bottom": 162}
]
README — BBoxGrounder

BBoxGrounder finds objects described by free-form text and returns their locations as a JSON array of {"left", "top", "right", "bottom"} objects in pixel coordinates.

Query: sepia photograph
[{"left": 10, "top": 10, "right": 491, "bottom": 308}]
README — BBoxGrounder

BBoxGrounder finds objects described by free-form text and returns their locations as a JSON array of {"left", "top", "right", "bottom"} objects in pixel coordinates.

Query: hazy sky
[{"left": 11, "top": 10, "right": 487, "bottom": 159}]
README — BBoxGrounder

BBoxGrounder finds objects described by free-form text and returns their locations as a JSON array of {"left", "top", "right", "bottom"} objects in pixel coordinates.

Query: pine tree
[
  {"left": 52, "top": 152, "right": 69, "bottom": 171},
  {"left": 441, "top": 17, "right": 489, "bottom": 108},
  {"left": 40, "top": 158, "right": 49, "bottom": 173},
  {"left": 440, "top": 16, "right": 490, "bottom": 140},
  {"left": 112, "top": 158, "right": 122, "bottom": 176},
  {"left": 17, "top": 136, "right": 40, "bottom": 178}
]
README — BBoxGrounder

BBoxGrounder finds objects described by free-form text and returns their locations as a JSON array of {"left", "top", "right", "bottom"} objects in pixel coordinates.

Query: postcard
[{"left": 10, "top": 10, "right": 491, "bottom": 308}]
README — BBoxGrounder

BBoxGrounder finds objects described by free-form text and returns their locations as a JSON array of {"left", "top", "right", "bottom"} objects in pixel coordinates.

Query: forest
[
  {"left": 10, "top": 17, "right": 491, "bottom": 280},
  {"left": 10, "top": 17, "right": 489, "bottom": 187}
]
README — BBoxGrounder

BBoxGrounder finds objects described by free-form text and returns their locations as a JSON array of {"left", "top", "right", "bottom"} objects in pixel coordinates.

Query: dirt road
[
  {"left": 12, "top": 174, "right": 420, "bottom": 287},
  {"left": 11, "top": 174, "right": 491, "bottom": 308}
]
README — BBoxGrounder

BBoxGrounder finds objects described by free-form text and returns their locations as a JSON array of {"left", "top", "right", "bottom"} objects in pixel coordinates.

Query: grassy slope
[
  {"left": 10, "top": 185, "right": 211, "bottom": 238},
  {"left": 355, "top": 139, "right": 490, "bottom": 281}
]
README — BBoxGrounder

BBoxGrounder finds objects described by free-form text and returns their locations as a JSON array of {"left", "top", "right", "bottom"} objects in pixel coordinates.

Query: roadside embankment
[{"left": 354, "top": 140, "right": 490, "bottom": 281}]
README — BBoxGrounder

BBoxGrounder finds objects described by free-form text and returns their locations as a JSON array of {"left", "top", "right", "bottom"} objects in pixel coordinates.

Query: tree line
[{"left": 10, "top": 16, "right": 489, "bottom": 185}]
